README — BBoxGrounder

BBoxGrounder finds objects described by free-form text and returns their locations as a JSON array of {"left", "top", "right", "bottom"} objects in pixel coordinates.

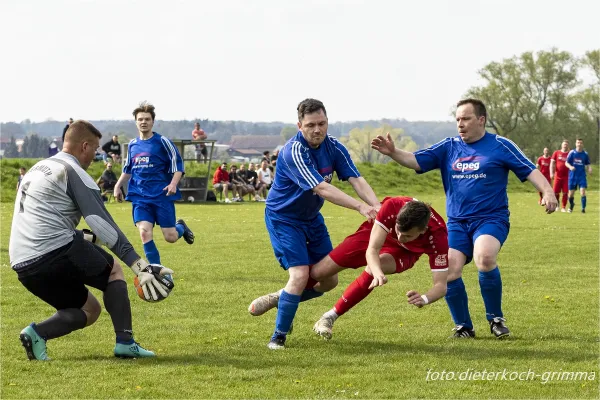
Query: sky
[{"left": 1, "top": 0, "right": 598, "bottom": 124}]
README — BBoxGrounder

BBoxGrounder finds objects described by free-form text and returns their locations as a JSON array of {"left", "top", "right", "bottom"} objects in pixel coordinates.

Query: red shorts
[
  {"left": 542, "top": 173, "right": 551, "bottom": 183},
  {"left": 553, "top": 177, "right": 568, "bottom": 193},
  {"left": 328, "top": 223, "right": 419, "bottom": 273}
]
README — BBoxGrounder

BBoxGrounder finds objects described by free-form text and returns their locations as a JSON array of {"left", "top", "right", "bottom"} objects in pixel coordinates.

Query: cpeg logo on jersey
[{"left": 452, "top": 156, "right": 483, "bottom": 173}]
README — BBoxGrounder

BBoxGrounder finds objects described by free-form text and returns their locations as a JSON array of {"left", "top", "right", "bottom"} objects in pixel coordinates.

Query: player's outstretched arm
[
  {"left": 114, "top": 173, "right": 131, "bottom": 202},
  {"left": 313, "top": 182, "right": 377, "bottom": 220},
  {"left": 527, "top": 170, "right": 558, "bottom": 214},
  {"left": 365, "top": 224, "right": 389, "bottom": 289},
  {"left": 348, "top": 176, "right": 381, "bottom": 210},
  {"left": 371, "top": 132, "right": 421, "bottom": 171},
  {"left": 407, "top": 269, "right": 448, "bottom": 308}
]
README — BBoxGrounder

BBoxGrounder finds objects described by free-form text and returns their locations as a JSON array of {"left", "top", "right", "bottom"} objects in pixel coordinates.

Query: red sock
[
  {"left": 561, "top": 193, "right": 568, "bottom": 208},
  {"left": 334, "top": 271, "right": 373, "bottom": 316},
  {"left": 305, "top": 276, "right": 318, "bottom": 290}
]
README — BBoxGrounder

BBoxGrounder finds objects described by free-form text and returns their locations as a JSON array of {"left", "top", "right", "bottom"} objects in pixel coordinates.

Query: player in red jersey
[
  {"left": 550, "top": 140, "right": 570, "bottom": 212},
  {"left": 309, "top": 196, "right": 449, "bottom": 340},
  {"left": 536, "top": 147, "right": 551, "bottom": 205}
]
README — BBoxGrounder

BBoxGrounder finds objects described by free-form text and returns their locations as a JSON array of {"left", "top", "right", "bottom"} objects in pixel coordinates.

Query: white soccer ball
[{"left": 187, "top": 196, "right": 195, "bottom": 203}]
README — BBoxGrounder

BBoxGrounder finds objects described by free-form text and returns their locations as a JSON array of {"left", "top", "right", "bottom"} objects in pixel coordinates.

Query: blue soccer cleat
[
  {"left": 20, "top": 323, "right": 50, "bottom": 361},
  {"left": 114, "top": 340, "right": 156, "bottom": 358}
]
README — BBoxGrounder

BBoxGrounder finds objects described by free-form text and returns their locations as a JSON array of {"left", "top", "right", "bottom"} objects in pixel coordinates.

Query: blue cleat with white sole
[
  {"left": 114, "top": 340, "right": 155, "bottom": 358},
  {"left": 20, "top": 323, "right": 50, "bottom": 361}
]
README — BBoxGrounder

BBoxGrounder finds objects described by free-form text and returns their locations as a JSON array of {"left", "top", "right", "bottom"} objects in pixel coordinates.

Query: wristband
[{"left": 420, "top": 294, "right": 429, "bottom": 305}]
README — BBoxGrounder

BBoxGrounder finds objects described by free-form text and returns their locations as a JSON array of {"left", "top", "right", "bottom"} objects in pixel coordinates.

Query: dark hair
[
  {"left": 457, "top": 98, "right": 487, "bottom": 123},
  {"left": 396, "top": 201, "right": 431, "bottom": 232},
  {"left": 576, "top": 138, "right": 583, "bottom": 142},
  {"left": 65, "top": 120, "right": 102, "bottom": 142},
  {"left": 263, "top": 151, "right": 269, "bottom": 156},
  {"left": 132, "top": 101, "right": 156, "bottom": 121},
  {"left": 297, "top": 98, "right": 327, "bottom": 122}
]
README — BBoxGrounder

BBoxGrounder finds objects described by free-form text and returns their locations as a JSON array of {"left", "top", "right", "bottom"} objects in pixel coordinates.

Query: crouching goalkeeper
[{"left": 8, "top": 120, "right": 173, "bottom": 361}]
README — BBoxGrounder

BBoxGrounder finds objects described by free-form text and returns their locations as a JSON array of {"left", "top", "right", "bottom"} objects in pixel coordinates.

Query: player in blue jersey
[
  {"left": 372, "top": 98, "right": 557, "bottom": 339},
  {"left": 248, "top": 98, "right": 380, "bottom": 350},
  {"left": 565, "top": 138, "right": 592, "bottom": 213},
  {"left": 114, "top": 102, "right": 194, "bottom": 267}
]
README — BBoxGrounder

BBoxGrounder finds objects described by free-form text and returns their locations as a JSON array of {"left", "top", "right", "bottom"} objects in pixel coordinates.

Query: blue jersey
[
  {"left": 123, "top": 133, "right": 184, "bottom": 202},
  {"left": 414, "top": 132, "right": 535, "bottom": 221},
  {"left": 566, "top": 150, "right": 590, "bottom": 178},
  {"left": 266, "top": 131, "right": 360, "bottom": 221}
]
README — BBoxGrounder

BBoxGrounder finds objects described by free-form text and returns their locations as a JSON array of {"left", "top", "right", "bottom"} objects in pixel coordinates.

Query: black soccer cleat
[
  {"left": 582, "top": 209, "right": 586, "bottom": 213},
  {"left": 489, "top": 317, "right": 510, "bottom": 339},
  {"left": 267, "top": 334, "right": 286, "bottom": 350},
  {"left": 177, "top": 219, "right": 194, "bottom": 245},
  {"left": 450, "top": 325, "right": 475, "bottom": 338}
]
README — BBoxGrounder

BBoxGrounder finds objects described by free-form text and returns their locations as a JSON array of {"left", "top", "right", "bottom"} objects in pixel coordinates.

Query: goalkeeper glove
[{"left": 131, "top": 259, "right": 175, "bottom": 301}]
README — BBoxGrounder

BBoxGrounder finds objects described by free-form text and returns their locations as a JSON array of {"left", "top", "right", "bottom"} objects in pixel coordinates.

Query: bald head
[{"left": 63, "top": 120, "right": 102, "bottom": 170}]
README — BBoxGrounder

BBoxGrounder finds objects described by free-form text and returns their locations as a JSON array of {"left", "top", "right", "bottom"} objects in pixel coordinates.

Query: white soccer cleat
[
  {"left": 561, "top": 208, "right": 566, "bottom": 213},
  {"left": 313, "top": 315, "right": 335, "bottom": 340},
  {"left": 248, "top": 290, "right": 281, "bottom": 316}
]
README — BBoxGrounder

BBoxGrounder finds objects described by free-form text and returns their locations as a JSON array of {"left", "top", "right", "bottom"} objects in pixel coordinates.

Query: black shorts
[{"left": 15, "top": 232, "right": 114, "bottom": 310}]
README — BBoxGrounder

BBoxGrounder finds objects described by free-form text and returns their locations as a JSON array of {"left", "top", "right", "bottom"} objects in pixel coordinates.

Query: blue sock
[
  {"left": 582, "top": 196, "right": 587, "bottom": 210},
  {"left": 143, "top": 240, "right": 161, "bottom": 264},
  {"left": 444, "top": 278, "right": 473, "bottom": 329},
  {"left": 272, "top": 290, "right": 301, "bottom": 338},
  {"left": 479, "top": 267, "right": 503, "bottom": 321},
  {"left": 569, "top": 196, "right": 574, "bottom": 209},
  {"left": 175, "top": 224, "right": 184, "bottom": 239},
  {"left": 300, "top": 288, "right": 323, "bottom": 302}
]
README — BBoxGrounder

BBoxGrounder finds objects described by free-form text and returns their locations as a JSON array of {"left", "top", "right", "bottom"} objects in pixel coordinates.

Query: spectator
[
  {"left": 16, "top": 167, "right": 26, "bottom": 190},
  {"left": 262, "top": 151, "right": 274, "bottom": 172},
  {"left": 192, "top": 122, "right": 208, "bottom": 163},
  {"left": 270, "top": 149, "right": 279, "bottom": 169},
  {"left": 237, "top": 164, "right": 261, "bottom": 201},
  {"left": 229, "top": 165, "right": 246, "bottom": 201},
  {"left": 247, "top": 163, "right": 264, "bottom": 199},
  {"left": 212, "top": 162, "right": 238, "bottom": 203},
  {"left": 48, "top": 140, "right": 59, "bottom": 157},
  {"left": 100, "top": 163, "right": 118, "bottom": 191},
  {"left": 61, "top": 118, "right": 74, "bottom": 142},
  {"left": 258, "top": 159, "right": 273, "bottom": 194},
  {"left": 102, "top": 135, "right": 122, "bottom": 164}
]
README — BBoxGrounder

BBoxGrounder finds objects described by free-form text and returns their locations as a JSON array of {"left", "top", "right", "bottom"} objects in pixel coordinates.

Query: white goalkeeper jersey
[{"left": 9, "top": 152, "right": 141, "bottom": 268}]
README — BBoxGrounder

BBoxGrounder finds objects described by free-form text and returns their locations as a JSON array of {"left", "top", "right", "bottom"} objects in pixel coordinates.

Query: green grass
[{"left": 1, "top": 191, "right": 598, "bottom": 399}]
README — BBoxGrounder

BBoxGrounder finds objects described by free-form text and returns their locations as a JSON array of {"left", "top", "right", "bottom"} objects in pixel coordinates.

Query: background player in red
[
  {"left": 308, "top": 197, "right": 449, "bottom": 340},
  {"left": 550, "top": 140, "right": 570, "bottom": 212},
  {"left": 536, "top": 147, "right": 551, "bottom": 205}
]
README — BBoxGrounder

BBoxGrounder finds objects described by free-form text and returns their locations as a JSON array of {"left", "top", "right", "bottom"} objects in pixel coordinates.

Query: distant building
[{"left": 227, "top": 135, "right": 282, "bottom": 158}]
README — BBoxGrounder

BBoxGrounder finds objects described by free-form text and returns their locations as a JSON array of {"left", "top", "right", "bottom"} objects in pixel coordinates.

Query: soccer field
[{"left": 1, "top": 193, "right": 598, "bottom": 399}]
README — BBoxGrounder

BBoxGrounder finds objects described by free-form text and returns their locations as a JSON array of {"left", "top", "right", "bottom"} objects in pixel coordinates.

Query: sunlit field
[{"left": 1, "top": 192, "right": 598, "bottom": 399}]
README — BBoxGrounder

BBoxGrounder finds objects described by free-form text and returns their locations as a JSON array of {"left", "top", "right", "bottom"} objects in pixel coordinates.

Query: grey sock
[{"left": 35, "top": 308, "right": 87, "bottom": 340}]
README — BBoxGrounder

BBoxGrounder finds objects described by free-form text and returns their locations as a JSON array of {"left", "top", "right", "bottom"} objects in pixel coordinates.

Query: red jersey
[
  {"left": 373, "top": 196, "right": 448, "bottom": 271},
  {"left": 551, "top": 150, "right": 569, "bottom": 179},
  {"left": 192, "top": 128, "right": 206, "bottom": 140},
  {"left": 537, "top": 156, "right": 551, "bottom": 176},
  {"left": 212, "top": 168, "right": 229, "bottom": 184}
]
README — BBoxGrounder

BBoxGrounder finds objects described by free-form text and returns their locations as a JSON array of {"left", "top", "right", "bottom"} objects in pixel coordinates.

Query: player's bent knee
[
  {"left": 108, "top": 261, "right": 125, "bottom": 282},
  {"left": 163, "top": 230, "right": 178, "bottom": 243},
  {"left": 474, "top": 252, "right": 497, "bottom": 271},
  {"left": 82, "top": 293, "right": 102, "bottom": 326},
  {"left": 317, "top": 274, "right": 338, "bottom": 292}
]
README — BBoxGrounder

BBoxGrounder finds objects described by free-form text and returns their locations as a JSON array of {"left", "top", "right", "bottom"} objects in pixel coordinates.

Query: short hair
[
  {"left": 396, "top": 201, "right": 431, "bottom": 232},
  {"left": 297, "top": 98, "right": 327, "bottom": 122},
  {"left": 132, "top": 101, "right": 156, "bottom": 121},
  {"left": 19, "top": 167, "right": 26, "bottom": 172},
  {"left": 576, "top": 138, "right": 583, "bottom": 142},
  {"left": 562, "top": 139, "right": 569, "bottom": 144},
  {"left": 263, "top": 151, "right": 269, "bottom": 156},
  {"left": 65, "top": 120, "right": 102, "bottom": 143},
  {"left": 457, "top": 98, "right": 487, "bottom": 122}
]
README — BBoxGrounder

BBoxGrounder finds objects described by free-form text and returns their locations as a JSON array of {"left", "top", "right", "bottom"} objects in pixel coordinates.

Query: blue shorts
[
  {"left": 448, "top": 218, "right": 510, "bottom": 264},
  {"left": 568, "top": 175, "right": 587, "bottom": 190},
  {"left": 265, "top": 208, "right": 333, "bottom": 270},
  {"left": 132, "top": 201, "right": 177, "bottom": 228}
]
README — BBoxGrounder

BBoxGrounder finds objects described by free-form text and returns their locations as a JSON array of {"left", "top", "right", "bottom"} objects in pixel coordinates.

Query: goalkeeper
[{"left": 8, "top": 120, "right": 173, "bottom": 361}]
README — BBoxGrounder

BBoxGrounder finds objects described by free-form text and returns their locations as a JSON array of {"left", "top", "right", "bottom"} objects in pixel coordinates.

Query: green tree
[
  {"left": 339, "top": 125, "right": 416, "bottom": 163},
  {"left": 3, "top": 136, "right": 20, "bottom": 158},
  {"left": 21, "top": 134, "right": 50, "bottom": 158},
  {"left": 280, "top": 126, "right": 297, "bottom": 142}
]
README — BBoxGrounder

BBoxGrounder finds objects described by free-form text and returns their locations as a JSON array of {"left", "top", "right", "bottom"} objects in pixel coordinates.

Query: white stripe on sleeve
[{"left": 290, "top": 142, "right": 319, "bottom": 187}]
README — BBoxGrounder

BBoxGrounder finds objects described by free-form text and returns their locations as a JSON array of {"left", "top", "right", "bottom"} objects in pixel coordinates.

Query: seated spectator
[
  {"left": 101, "top": 135, "right": 122, "bottom": 164},
  {"left": 229, "top": 165, "right": 247, "bottom": 201},
  {"left": 237, "top": 164, "right": 260, "bottom": 201},
  {"left": 192, "top": 122, "right": 208, "bottom": 163},
  {"left": 248, "top": 162, "right": 266, "bottom": 200},
  {"left": 212, "top": 162, "right": 238, "bottom": 203},
  {"left": 257, "top": 160, "right": 273, "bottom": 199},
  {"left": 17, "top": 167, "right": 26, "bottom": 190},
  {"left": 97, "top": 163, "right": 118, "bottom": 201}
]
